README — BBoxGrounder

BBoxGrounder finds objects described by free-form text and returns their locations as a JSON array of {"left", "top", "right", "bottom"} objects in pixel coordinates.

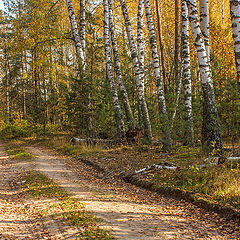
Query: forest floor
[{"left": 0, "top": 140, "right": 240, "bottom": 239}]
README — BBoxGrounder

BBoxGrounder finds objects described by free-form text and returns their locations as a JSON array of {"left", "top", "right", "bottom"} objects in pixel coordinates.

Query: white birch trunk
[
  {"left": 108, "top": 0, "right": 135, "bottom": 129},
  {"left": 137, "top": 0, "right": 145, "bottom": 74},
  {"left": 119, "top": 0, "right": 152, "bottom": 143},
  {"left": 103, "top": 0, "right": 125, "bottom": 139},
  {"left": 144, "top": 0, "right": 172, "bottom": 151},
  {"left": 186, "top": 0, "right": 222, "bottom": 153},
  {"left": 182, "top": 0, "right": 193, "bottom": 146},
  {"left": 199, "top": 0, "right": 210, "bottom": 62},
  {"left": 66, "top": 0, "right": 84, "bottom": 67},
  {"left": 230, "top": 0, "right": 240, "bottom": 92},
  {"left": 79, "top": 0, "right": 86, "bottom": 65}
]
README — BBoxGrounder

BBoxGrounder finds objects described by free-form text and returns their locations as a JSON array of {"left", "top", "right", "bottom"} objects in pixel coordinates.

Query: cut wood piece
[{"left": 135, "top": 162, "right": 179, "bottom": 174}]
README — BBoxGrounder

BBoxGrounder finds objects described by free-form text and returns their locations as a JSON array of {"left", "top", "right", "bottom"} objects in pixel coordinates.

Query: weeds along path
[{"left": 27, "top": 145, "right": 240, "bottom": 240}]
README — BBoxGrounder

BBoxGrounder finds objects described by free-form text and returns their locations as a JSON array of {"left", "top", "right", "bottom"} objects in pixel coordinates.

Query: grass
[
  {"left": 5, "top": 145, "right": 35, "bottom": 160},
  {"left": 25, "top": 171, "right": 115, "bottom": 239},
  {"left": 154, "top": 163, "right": 240, "bottom": 208}
]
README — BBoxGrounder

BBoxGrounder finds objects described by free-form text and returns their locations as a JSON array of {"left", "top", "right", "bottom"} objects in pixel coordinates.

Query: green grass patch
[
  {"left": 25, "top": 172, "right": 115, "bottom": 239},
  {"left": 25, "top": 172, "right": 68, "bottom": 199},
  {"left": 5, "top": 145, "right": 35, "bottom": 160}
]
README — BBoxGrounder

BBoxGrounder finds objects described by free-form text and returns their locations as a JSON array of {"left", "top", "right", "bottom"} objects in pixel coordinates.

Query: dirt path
[
  {"left": 0, "top": 141, "right": 80, "bottom": 240},
  {"left": 25, "top": 145, "right": 239, "bottom": 240}
]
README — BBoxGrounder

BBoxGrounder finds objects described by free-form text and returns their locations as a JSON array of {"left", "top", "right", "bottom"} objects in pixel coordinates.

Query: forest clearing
[{"left": 0, "top": 0, "right": 240, "bottom": 238}]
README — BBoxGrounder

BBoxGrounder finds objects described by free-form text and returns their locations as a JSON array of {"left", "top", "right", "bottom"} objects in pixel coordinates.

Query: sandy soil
[{"left": 0, "top": 140, "right": 239, "bottom": 239}]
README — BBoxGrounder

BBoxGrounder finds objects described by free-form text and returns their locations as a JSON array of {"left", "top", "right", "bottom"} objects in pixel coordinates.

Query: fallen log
[{"left": 135, "top": 162, "right": 179, "bottom": 174}]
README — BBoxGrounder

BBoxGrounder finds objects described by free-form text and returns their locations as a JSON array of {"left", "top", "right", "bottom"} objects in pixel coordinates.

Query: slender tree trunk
[
  {"left": 230, "top": 0, "right": 240, "bottom": 93},
  {"left": 186, "top": 0, "right": 222, "bottom": 153},
  {"left": 103, "top": 0, "right": 125, "bottom": 139},
  {"left": 174, "top": 0, "right": 180, "bottom": 87},
  {"left": 182, "top": 0, "right": 193, "bottom": 146},
  {"left": 79, "top": 0, "right": 86, "bottom": 64},
  {"left": 120, "top": 0, "right": 152, "bottom": 143},
  {"left": 200, "top": 0, "right": 210, "bottom": 63},
  {"left": 21, "top": 53, "right": 27, "bottom": 118},
  {"left": 155, "top": 0, "right": 167, "bottom": 93},
  {"left": 144, "top": 0, "right": 172, "bottom": 151},
  {"left": 108, "top": 0, "right": 135, "bottom": 129},
  {"left": 66, "top": 0, "right": 84, "bottom": 67},
  {"left": 137, "top": 0, "right": 145, "bottom": 128}
]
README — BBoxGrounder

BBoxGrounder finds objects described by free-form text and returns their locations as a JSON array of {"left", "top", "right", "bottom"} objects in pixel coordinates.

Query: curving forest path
[{"left": 0, "top": 141, "right": 239, "bottom": 239}]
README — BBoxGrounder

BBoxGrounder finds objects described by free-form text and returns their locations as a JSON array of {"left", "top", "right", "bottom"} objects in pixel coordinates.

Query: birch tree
[
  {"left": 230, "top": 0, "right": 240, "bottom": 93},
  {"left": 103, "top": 0, "right": 125, "bottom": 139},
  {"left": 181, "top": 0, "right": 193, "bottom": 146},
  {"left": 65, "top": 0, "right": 84, "bottom": 67},
  {"left": 144, "top": 0, "right": 172, "bottom": 151},
  {"left": 108, "top": 0, "right": 135, "bottom": 129},
  {"left": 119, "top": 0, "right": 152, "bottom": 143},
  {"left": 155, "top": 0, "right": 167, "bottom": 93},
  {"left": 186, "top": 0, "right": 222, "bottom": 153},
  {"left": 79, "top": 0, "right": 86, "bottom": 66},
  {"left": 200, "top": 0, "right": 210, "bottom": 62}
]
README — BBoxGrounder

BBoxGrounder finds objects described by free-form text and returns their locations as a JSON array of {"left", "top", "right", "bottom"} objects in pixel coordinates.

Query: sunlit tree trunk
[
  {"left": 186, "top": 0, "right": 222, "bottom": 153},
  {"left": 144, "top": 0, "right": 172, "bottom": 151},
  {"left": 174, "top": 0, "right": 180, "bottom": 86},
  {"left": 21, "top": 53, "right": 26, "bottom": 118},
  {"left": 108, "top": 0, "right": 135, "bottom": 129},
  {"left": 200, "top": 0, "right": 210, "bottom": 62},
  {"left": 137, "top": 0, "right": 144, "bottom": 127},
  {"left": 66, "top": 0, "right": 84, "bottom": 67},
  {"left": 230, "top": 0, "right": 240, "bottom": 93},
  {"left": 79, "top": 0, "right": 86, "bottom": 66},
  {"left": 155, "top": 0, "right": 167, "bottom": 93},
  {"left": 120, "top": 0, "right": 152, "bottom": 143},
  {"left": 103, "top": 0, "right": 125, "bottom": 139},
  {"left": 182, "top": 0, "right": 193, "bottom": 146}
]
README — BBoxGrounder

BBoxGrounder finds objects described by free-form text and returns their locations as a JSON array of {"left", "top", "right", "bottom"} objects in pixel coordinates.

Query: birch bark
[
  {"left": 66, "top": 0, "right": 84, "bottom": 67},
  {"left": 119, "top": 0, "right": 152, "bottom": 143},
  {"left": 181, "top": 0, "right": 193, "bottom": 146},
  {"left": 186, "top": 0, "right": 222, "bottom": 153},
  {"left": 174, "top": 0, "right": 180, "bottom": 84},
  {"left": 230, "top": 0, "right": 240, "bottom": 92},
  {"left": 199, "top": 0, "right": 210, "bottom": 62},
  {"left": 108, "top": 0, "right": 135, "bottom": 129},
  {"left": 103, "top": 0, "right": 125, "bottom": 139},
  {"left": 144, "top": 0, "right": 172, "bottom": 151},
  {"left": 155, "top": 0, "right": 167, "bottom": 93},
  {"left": 79, "top": 0, "right": 86, "bottom": 65}
]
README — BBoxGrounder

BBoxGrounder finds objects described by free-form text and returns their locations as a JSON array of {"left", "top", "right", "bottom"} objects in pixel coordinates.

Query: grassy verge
[
  {"left": 25, "top": 171, "right": 115, "bottom": 240},
  {"left": 5, "top": 144, "right": 35, "bottom": 160}
]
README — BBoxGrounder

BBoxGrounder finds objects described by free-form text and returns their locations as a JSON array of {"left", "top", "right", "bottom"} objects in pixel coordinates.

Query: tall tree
[
  {"left": 79, "top": 0, "right": 86, "bottom": 66},
  {"left": 103, "top": 0, "right": 125, "bottom": 139},
  {"left": 181, "top": 0, "right": 193, "bottom": 146},
  {"left": 66, "top": 0, "right": 84, "bottom": 67},
  {"left": 108, "top": 0, "right": 135, "bottom": 129},
  {"left": 174, "top": 0, "right": 180, "bottom": 85},
  {"left": 200, "top": 0, "right": 210, "bottom": 62},
  {"left": 155, "top": 0, "right": 167, "bottom": 93},
  {"left": 119, "top": 0, "right": 152, "bottom": 143},
  {"left": 186, "top": 0, "right": 222, "bottom": 153},
  {"left": 230, "top": 0, "right": 240, "bottom": 93},
  {"left": 144, "top": 0, "right": 172, "bottom": 151}
]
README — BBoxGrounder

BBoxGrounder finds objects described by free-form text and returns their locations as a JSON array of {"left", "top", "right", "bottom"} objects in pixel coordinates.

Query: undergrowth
[{"left": 25, "top": 171, "right": 115, "bottom": 239}]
